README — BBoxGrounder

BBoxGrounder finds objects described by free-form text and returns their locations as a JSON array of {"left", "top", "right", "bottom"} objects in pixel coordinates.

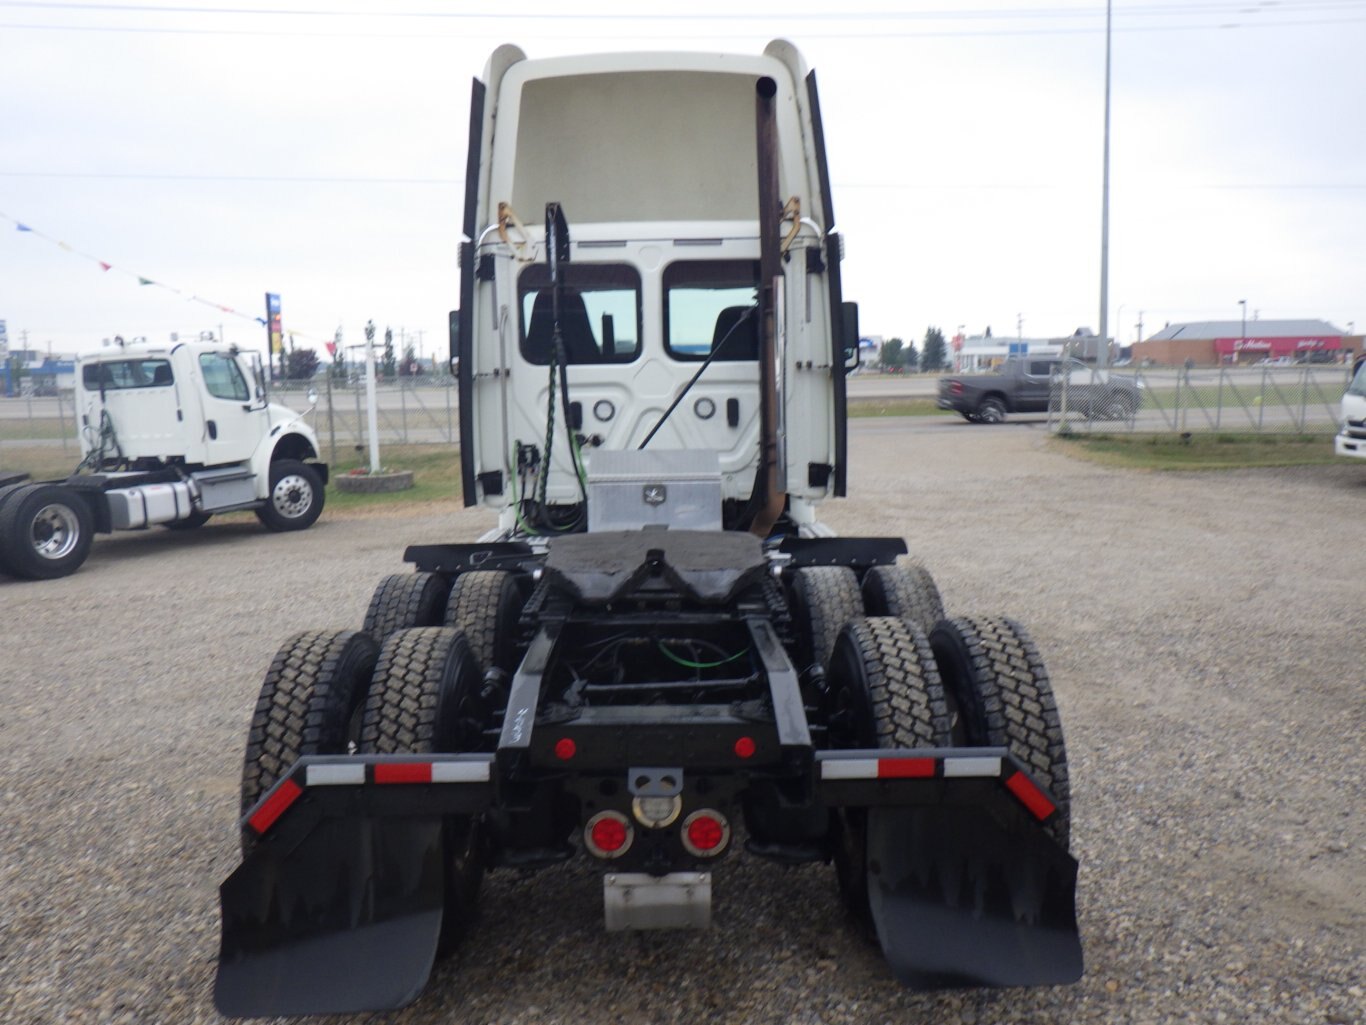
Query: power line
[{"left": 0, "top": 171, "right": 458, "bottom": 183}]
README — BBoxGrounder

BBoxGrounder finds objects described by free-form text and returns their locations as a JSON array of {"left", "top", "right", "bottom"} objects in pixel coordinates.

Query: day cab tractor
[
  {"left": 214, "top": 42, "right": 1082, "bottom": 1018},
  {"left": 0, "top": 337, "right": 326, "bottom": 580}
]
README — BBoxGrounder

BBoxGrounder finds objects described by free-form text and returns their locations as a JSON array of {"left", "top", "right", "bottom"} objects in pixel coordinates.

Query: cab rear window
[{"left": 82, "top": 359, "right": 173, "bottom": 390}]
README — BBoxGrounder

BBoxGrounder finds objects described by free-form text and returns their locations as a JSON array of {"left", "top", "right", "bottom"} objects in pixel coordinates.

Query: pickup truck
[{"left": 937, "top": 356, "right": 1142, "bottom": 424}]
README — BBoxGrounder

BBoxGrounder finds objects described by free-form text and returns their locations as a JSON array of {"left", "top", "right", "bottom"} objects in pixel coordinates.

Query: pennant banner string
[{"left": 1, "top": 210, "right": 341, "bottom": 349}]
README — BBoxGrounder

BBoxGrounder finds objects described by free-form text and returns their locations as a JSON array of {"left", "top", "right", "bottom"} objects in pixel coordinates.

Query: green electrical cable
[{"left": 657, "top": 642, "right": 750, "bottom": 671}]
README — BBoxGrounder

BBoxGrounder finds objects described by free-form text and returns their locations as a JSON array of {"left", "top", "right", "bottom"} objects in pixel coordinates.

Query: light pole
[
  {"left": 1096, "top": 0, "right": 1113, "bottom": 369},
  {"left": 1239, "top": 299, "right": 1247, "bottom": 365}
]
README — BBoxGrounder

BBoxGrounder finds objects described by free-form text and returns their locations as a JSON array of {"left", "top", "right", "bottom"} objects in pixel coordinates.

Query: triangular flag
[
  {"left": 255, "top": 317, "right": 267, "bottom": 325},
  {"left": 16, "top": 223, "right": 32, "bottom": 232},
  {"left": 138, "top": 277, "right": 154, "bottom": 285},
  {"left": 99, "top": 261, "right": 111, "bottom": 271}
]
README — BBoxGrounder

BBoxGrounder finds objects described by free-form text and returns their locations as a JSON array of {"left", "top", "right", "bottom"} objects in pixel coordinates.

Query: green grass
[
  {"left": 847, "top": 397, "right": 942, "bottom": 418},
  {"left": 1051, "top": 431, "right": 1341, "bottom": 470},
  {"left": 326, "top": 445, "right": 464, "bottom": 512}
]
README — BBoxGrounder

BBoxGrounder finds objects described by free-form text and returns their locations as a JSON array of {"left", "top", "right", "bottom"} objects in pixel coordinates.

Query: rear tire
[
  {"left": 364, "top": 572, "right": 449, "bottom": 644},
  {"left": 240, "top": 630, "right": 379, "bottom": 848},
  {"left": 255, "top": 459, "right": 325, "bottom": 532},
  {"left": 861, "top": 562, "right": 945, "bottom": 636},
  {"left": 930, "top": 616, "right": 1071, "bottom": 846},
  {"left": 444, "top": 570, "right": 524, "bottom": 674},
  {"left": 0, "top": 483, "right": 94, "bottom": 580},
  {"left": 977, "top": 397, "right": 1006, "bottom": 424},
  {"left": 824, "top": 617, "right": 952, "bottom": 927},
  {"left": 789, "top": 566, "right": 863, "bottom": 672},
  {"left": 360, "top": 627, "right": 488, "bottom": 951}
]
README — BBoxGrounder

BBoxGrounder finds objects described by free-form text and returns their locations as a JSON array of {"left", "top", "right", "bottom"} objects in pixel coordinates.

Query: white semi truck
[
  {"left": 214, "top": 42, "right": 1082, "bottom": 1017},
  {"left": 1335, "top": 354, "right": 1366, "bottom": 461},
  {"left": 0, "top": 337, "right": 327, "bottom": 580}
]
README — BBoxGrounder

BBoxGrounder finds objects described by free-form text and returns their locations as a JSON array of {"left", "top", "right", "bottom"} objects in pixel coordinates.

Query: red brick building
[{"left": 1133, "top": 320, "right": 1361, "bottom": 367}]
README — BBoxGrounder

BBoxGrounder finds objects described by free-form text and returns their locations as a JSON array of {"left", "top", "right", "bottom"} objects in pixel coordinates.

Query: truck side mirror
[{"left": 841, "top": 301, "right": 860, "bottom": 370}]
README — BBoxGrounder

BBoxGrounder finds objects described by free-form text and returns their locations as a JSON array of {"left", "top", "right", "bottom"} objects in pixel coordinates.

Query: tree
[
  {"left": 331, "top": 327, "right": 346, "bottom": 381},
  {"left": 920, "top": 327, "right": 947, "bottom": 372},
  {"left": 904, "top": 340, "right": 921, "bottom": 370},
  {"left": 382, "top": 326, "right": 397, "bottom": 379},
  {"left": 399, "top": 343, "right": 423, "bottom": 377},
  {"left": 285, "top": 347, "right": 320, "bottom": 380},
  {"left": 880, "top": 337, "right": 904, "bottom": 370}
]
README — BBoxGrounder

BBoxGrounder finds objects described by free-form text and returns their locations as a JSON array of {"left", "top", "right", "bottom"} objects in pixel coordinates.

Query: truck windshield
[
  {"left": 1349, "top": 361, "right": 1366, "bottom": 397},
  {"left": 664, "top": 260, "right": 759, "bottom": 362},
  {"left": 82, "top": 359, "right": 173, "bottom": 390},
  {"left": 518, "top": 263, "right": 641, "bottom": 365}
]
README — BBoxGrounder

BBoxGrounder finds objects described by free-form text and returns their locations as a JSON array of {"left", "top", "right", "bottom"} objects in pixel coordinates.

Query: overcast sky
[{"left": 2, "top": 0, "right": 1363, "bottom": 361}]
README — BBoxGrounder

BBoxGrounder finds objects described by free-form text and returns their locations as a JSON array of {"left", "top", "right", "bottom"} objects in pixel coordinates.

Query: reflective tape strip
[
  {"left": 1004, "top": 770, "right": 1056, "bottom": 821},
  {"left": 942, "top": 756, "right": 1002, "bottom": 778},
  {"left": 374, "top": 762, "right": 433, "bottom": 785},
  {"left": 820, "top": 759, "right": 880, "bottom": 780},
  {"left": 247, "top": 778, "right": 301, "bottom": 835},
  {"left": 878, "top": 757, "right": 935, "bottom": 779},
  {"left": 306, "top": 764, "right": 366, "bottom": 786},
  {"left": 431, "top": 760, "right": 491, "bottom": 783}
]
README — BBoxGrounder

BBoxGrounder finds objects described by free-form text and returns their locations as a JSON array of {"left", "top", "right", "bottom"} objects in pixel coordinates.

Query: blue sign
[{"left": 1008, "top": 341, "right": 1027, "bottom": 356}]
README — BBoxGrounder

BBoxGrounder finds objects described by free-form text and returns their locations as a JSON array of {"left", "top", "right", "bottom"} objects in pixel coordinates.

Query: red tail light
[
  {"left": 681, "top": 810, "right": 730, "bottom": 857},
  {"left": 950, "top": 381, "right": 964, "bottom": 395},
  {"left": 584, "top": 811, "right": 633, "bottom": 858},
  {"left": 553, "top": 737, "right": 577, "bottom": 761},
  {"left": 733, "top": 736, "right": 756, "bottom": 759}
]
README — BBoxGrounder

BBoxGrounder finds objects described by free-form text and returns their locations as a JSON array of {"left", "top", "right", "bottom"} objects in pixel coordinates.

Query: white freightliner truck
[
  {"left": 1334, "top": 354, "right": 1366, "bottom": 461},
  {"left": 215, "top": 42, "right": 1082, "bottom": 1017},
  {"left": 0, "top": 338, "right": 326, "bottom": 580}
]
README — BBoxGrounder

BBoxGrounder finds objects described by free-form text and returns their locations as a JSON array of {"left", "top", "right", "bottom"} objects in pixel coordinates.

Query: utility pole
[{"left": 1096, "top": 0, "right": 1113, "bottom": 369}]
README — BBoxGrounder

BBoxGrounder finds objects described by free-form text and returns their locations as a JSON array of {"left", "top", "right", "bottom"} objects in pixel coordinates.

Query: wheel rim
[
  {"left": 981, "top": 404, "right": 1002, "bottom": 423},
  {"left": 31, "top": 503, "right": 80, "bottom": 561},
  {"left": 271, "top": 474, "right": 313, "bottom": 519}
]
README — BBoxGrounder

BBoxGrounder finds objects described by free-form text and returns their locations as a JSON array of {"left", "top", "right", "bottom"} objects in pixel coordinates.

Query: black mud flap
[
  {"left": 866, "top": 806, "right": 1082, "bottom": 988},
  {"left": 215, "top": 816, "right": 445, "bottom": 1018}
]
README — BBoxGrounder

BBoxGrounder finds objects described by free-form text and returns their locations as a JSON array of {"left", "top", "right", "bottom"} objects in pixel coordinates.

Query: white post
[{"left": 364, "top": 319, "right": 381, "bottom": 473}]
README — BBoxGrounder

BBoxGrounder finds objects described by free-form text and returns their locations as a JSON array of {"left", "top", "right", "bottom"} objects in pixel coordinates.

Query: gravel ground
[{"left": 1, "top": 422, "right": 1362, "bottom": 1025}]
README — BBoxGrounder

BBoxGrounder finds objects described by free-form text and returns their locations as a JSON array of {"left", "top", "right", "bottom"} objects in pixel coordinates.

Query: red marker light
[
  {"left": 733, "top": 736, "right": 756, "bottom": 759},
  {"left": 554, "top": 737, "right": 577, "bottom": 761}
]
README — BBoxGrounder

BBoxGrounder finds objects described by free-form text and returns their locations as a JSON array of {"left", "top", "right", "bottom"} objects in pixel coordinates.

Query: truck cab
[
  {"left": 1335, "top": 355, "right": 1366, "bottom": 460},
  {"left": 0, "top": 338, "right": 328, "bottom": 580},
  {"left": 457, "top": 43, "right": 852, "bottom": 536}
]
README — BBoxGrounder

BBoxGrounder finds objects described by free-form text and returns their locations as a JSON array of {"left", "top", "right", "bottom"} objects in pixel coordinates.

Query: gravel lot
[{"left": 1, "top": 422, "right": 1362, "bottom": 1025}]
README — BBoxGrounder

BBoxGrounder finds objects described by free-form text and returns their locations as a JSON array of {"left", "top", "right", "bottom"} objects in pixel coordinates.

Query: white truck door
[{"left": 196, "top": 350, "right": 266, "bottom": 466}]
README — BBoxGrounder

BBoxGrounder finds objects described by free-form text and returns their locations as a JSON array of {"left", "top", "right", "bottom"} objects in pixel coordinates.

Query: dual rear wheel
[{"left": 241, "top": 568, "right": 527, "bottom": 952}]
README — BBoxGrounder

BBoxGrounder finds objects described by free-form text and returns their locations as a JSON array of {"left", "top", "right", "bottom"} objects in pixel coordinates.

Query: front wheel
[
  {"left": 0, "top": 484, "right": 94, "bottom": 579},
  {"left": 255, "top": 459, "right": 325, "bottom": 531}
]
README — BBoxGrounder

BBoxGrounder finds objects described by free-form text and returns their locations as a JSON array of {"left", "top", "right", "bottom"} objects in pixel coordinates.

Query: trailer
[
  {"left": 0, "top": 338, "right": 327, "bottom": 580},
  {"left": 215, "top": 42, "right": 1082, "bottom": 1017}
]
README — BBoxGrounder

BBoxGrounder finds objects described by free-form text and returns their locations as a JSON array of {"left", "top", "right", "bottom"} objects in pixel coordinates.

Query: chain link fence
[
  {"left": 0, "top": 375, "right": 461, "bottom": 461},
  {"left": 1047, "top": 364, "right": 1353, "bottom": 436}
]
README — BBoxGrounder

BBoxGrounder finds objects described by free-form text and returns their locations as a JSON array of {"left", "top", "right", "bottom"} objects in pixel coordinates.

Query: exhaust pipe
[{"left": 750, "top": 74, "right": 786, "bottom": 538}]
